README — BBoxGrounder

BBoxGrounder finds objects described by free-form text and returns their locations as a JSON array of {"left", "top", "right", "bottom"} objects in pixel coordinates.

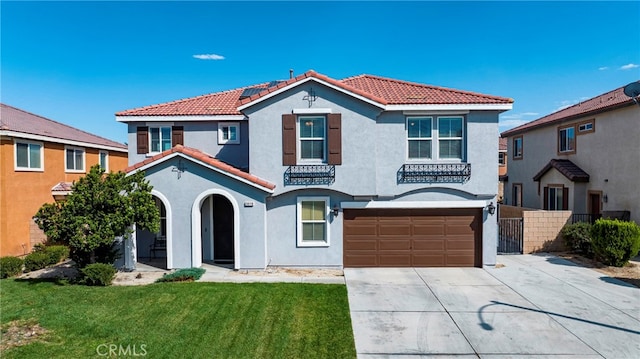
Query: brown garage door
[{"left": 343, "top": 208, "right": 482, "bottom": 267}]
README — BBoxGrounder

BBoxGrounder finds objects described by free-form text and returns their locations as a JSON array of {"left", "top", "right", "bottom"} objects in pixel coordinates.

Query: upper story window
[
  {"left": 499, "top": 152, "right": 506, "bottom": 166},
  {"left": 136, "top": 126, "right": 183, "bottom": 155},
  {"left": 15, "top": 140, "right": 43, "bottom": 171},
  {"left": 218, "top": 122, "right": 240, "bottom": 145},
  {"left": 297, "top": 196, "right": 330, "bottom": 247},
  {"left": 513, "top": 136, "right": 523, "bottom": 159},
  {"left": 299, "top": 116, "right": 326, "bottom": 161},
  {"left": 558, "top": 125, "right": 576, "bottom": 154},
  {"left": 407, "top": 117, "right": 432, "bottom": 159},
  {"left": 65, "top": 146, "right": 85, "bottom": 172},
  {"left": 406, "top": 116, "right": 464, "bottom": 161},
  {"left": 99, "top": 151, "right": 109, "bottom": 171},
  {"left": 578, "top": 119, "right": 595, "bottom": 134},
  {"left": 150, "top": 127, "right": 172, "bottom": 153}
]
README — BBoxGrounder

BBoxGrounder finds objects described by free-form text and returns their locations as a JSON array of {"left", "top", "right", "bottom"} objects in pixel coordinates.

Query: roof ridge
[{"left": 1, "top": 103, "right": 126, "bottom": 148}]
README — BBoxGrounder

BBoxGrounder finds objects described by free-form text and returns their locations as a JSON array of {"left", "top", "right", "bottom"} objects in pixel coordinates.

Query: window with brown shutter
[
  {"left": 327, "top": 113, "right": 342, "bottom": 165},
  {"left": 172, "top": 126, "right": 184, "bottom": 146},
  {"left": 282, "top": 114, "right": 296, "bottom": 165},
  {"left": 562, "top": 187, "right": 569, "bottom": 210},
  {"left": 137, "top": 127, "right": 149, "bottom": 154}
]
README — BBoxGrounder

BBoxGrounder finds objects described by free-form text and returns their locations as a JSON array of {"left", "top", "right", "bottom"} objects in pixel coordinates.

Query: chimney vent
[{"left": 289, "top": 69, "right": 294, "bottom": 79}]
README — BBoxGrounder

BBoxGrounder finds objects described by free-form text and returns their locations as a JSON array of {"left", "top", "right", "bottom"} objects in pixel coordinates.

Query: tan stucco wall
[
  {"left": 0, "top": 137, "right": 128, "bottom": 257},
  {"left": 504, "top": 104, "right": 640, "bottom": 223},
  {"left": 522, "top": 210, "right": 571, "bottom": 253}
]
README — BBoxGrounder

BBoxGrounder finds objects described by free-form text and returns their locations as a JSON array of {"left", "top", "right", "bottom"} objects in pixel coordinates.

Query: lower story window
[
  {"left": 297, "top": 197, "right": 330, "bottom": 247},
  {"left": 512, "top": 183, "right": 522, "bottom": 207},
  {"left": 546, "top": 186, "right": 567, "bottom": 210}
]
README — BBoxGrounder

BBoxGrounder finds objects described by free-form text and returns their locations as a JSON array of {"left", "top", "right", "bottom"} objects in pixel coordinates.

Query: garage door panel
[
  {"left": 445, "top": 253, "right": 476, "bottom": 266},
  {"left": 446, "top": 238, "right": 476, "bottom": 250},
  {"left": 344, "top": 224, "right": 377, "bottom": 236},
  {"left": 413, "top": 224, "right": 445, "bottom": 236},
  {"left": 344, "top": 254, "right": 378, "bottom": 267},
  {"left": 344, "top": 239, "right": 378, "bottom": 250},
  {"left": 379, "top": 253, "right": 412, "bottom": 266},
  {"left": 379, "top": 239, "right": 411, "bottom": 250},
  {"left": 412, "top": 239, "right": 445, "bottom": 250},
  {"left": 379, "top": 225, "right": 411, "bottom": 236},
  {"left": 412, "top": 254, "right": 446, "bottom": 267}
]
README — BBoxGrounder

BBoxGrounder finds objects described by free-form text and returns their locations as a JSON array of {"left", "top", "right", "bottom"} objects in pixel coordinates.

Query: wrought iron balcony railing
[
  {"left": 284, "top": 165, "right": 335, "bottom": 186},
  {"left": 397, "top": 163, "right": 471, "bottom": 184}
]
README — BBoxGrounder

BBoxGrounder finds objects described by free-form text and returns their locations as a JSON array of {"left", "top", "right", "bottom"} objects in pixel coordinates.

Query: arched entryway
[
  {"left": 201, "top": 195, "right": 234, "bottom": 266},
  {"left": 192, "top": 189, "right": 240, "bottom": 268},
  {"left": 135, "top": 191, "right": 172, "bottom": 269}
]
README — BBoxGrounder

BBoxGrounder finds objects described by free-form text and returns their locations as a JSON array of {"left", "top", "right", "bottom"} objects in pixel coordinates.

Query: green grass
[{"left": 0, "top": 279, "right": 356, "bottom": 358}]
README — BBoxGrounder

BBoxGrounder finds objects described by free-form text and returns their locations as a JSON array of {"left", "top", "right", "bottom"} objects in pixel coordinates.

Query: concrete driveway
[{"left": 345, "top": 254, "right": 640, "bottom": 358}]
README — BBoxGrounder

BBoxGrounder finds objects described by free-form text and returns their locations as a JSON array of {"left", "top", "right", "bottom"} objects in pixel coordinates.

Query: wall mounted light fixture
[
  {"left": 603, "top": 194, "right": 608, "bottom": 203},
  {"left": 332, "top": 204, "right": 340, "bottom": 217},
  {"left": 486, "top": 202, "right": 496, "bottom": 215}
]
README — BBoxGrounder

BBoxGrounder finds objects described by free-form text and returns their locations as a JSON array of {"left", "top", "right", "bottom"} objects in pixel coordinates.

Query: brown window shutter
[
  {"left": 172, "top": 126, "right": 184, "bottom": 146},
  {"left": 562, "top": 187, "right": 569, "bottom": 210},
  {"left": 543, "top": 187, "right": 549, "bottom": 210},
  {"left": 282, "top": 114, "right": 296, "bottom": 165},
  {"left": 137, "top": 127, "right": 148, "bottom": 154},
  {"left": 327, "top": 113, "right": 342, "bottom": 165}
]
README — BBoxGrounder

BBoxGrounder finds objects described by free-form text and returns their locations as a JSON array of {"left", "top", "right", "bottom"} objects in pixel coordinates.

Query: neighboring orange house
[
  {"left": 0, "top": 104, "right": 128, "bottom": 257},
  {"left": 498, "top": 137, "right": 508, "bottom": 202}
]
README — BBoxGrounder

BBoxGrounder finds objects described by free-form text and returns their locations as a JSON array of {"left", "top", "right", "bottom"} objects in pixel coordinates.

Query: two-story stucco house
[
  {"left": 116, "top": 70, "right": 513, "bottom": 270},
  {"left": 0, "top": 104, "right": 128, "bottom": 257},
  {"left": 501, "top": 82, "right": 640, "bottom": 223}
]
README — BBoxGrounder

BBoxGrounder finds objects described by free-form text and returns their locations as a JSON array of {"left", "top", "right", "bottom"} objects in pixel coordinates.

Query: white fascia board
[
  {"left": 292, "top": 108, "right": 333, "bottom": 114},
  {"left": 237, "top": 77, "right": 386, "bottom": 111},
  {"left": 386, "top": 103, "right": 513, "bottom": 112},
  {"left": 128, "top": 153, "right": 274, "bottom": 193},
  {"left": 340, "top": 200, "right": 489, "bottom": 209},
  {"left": 403, "top": 110, "right": 470, "bottom": 115},
  {"left": 0, "top": 130, "right": 127, "bottom": 153},
  {"left": 115, "top": 115, "right": 246, "bottom": 123}
]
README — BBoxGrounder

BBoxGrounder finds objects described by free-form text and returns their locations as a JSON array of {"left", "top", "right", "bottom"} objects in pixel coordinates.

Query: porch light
[
  {"left": 603, "top": 194, "right": 608, "bottom": 203},
  {"left": 332, "top": 204, "right": 340, "bottom": 217},
  {"left": 486, "top": 202, "right": 496, "bottom": 215}
]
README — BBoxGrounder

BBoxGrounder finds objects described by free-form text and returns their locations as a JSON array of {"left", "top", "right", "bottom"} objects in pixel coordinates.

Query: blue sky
[{"left": 2, "top": 1, "right": 639, "bottom": 144}]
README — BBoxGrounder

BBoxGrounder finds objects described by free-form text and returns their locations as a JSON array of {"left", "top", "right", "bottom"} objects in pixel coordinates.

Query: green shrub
[
  {"left": 156, "top": 268, "right": 206, "bottom": 283},
  {"left": 80, "top": 263, "right": 116, "bottom": 286},
  {"left": 561, "top": 222, "right": 594, "bottom": 257},
  {"left": 591, "top": 219, "right": 640, "bottom": 267},
  {"left": 24, "top": 251, "right": 51, "bottom": 272},
  {"left": 0, "top": 256, "right": 24, "bottom": 278},
  {"left": 44, "top": 245, "right": 70, "bottom": 265}
]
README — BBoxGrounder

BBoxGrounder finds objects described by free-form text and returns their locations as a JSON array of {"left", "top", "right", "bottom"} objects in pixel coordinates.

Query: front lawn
[{"left": 0, "top": 279, "right": 356, "bottom": 358}]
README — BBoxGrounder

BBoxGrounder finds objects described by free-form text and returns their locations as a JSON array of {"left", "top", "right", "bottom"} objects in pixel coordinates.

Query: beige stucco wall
[
  {"left": 522, "top": 210, "right": 571, "bottom": 253},
  {"left": 504, "top": 104, "right": 640, "bottom": 223}
]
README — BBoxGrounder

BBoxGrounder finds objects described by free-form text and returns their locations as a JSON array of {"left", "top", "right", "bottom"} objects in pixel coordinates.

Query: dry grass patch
[{"left": 0, "top": 320, "right": 50, "bottom": 351}]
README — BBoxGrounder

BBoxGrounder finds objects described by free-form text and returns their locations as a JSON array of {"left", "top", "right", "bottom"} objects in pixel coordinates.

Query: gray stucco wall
[
  {"left": 139, "top": 155, "right": 268, "bottom": 269},
  {"left": 127, "top": 121, "right": 249, "bottom": 169}
]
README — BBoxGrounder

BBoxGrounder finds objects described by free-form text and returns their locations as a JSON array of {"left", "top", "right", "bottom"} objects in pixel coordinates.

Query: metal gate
[{"left": 498, "top": 218, "right": 523, "bottom": 254}]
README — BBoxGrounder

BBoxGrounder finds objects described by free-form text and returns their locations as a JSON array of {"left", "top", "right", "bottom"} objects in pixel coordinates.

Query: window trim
[
  {"left": 577, "top": 119, "right": 595, "bottom": 134},
  {"left": 297, "top": 115, "right": 327, "bottom": 163},
  {"left": 14, "top": 139, "right": 44, "bottom": 171},
  {"left": 546, "top": 184, "right": 566, "bottom": 211},
  {"left": 406, "top": 116, "right": 433, "bottom": 160},
  {"left": 217, "top": 122, "right": 240, "bottom": 145},
  {"left": 148, "top": 125, "right": 172, "bottom": 154},
  {"left": 558, "top": 125, "right": 576, "bottom": 154},
  {"left": 406, "top": 115, "right": 465, "bottom": 162},
  {"left": 64, "top": 146, "right": 86, "bottom": 173},
  {"left": 513, "top": 136, "right": 523, "bottom": 160},
  {"left": 99, "top": 150, "right": 109, "bottom": 172},
  {"left": 296, "top": 196, "right": 330, "bottom": 247},
  {"left": 498, "top": 152, "right": 506, "bottom": 166},
  {"left": 437, "top": 116, "right": 464, "bottom": 161}
]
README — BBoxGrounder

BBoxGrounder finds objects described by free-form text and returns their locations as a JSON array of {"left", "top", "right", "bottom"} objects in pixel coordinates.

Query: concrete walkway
[{"left": 345, "top": 254, "right": 640, "bottom": 358}]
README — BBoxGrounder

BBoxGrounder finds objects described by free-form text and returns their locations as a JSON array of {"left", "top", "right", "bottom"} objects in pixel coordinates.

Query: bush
[
  {"left": 24, "top": 251, "right": 51, "bottom": 272},
  {"left": 0, "top": 257, "right": 24, "bottom": 278},
  {"left": 561, "top": 222, "right": 594, "bottom": 257},
  {"left": 81, "top": 263, "right": 116, "bottom": 286},
  {"left": 591, "top": 219, "right": 640, "bottom": 267},
  {"left": 156, "top": 268, "right": 206, "bottom": 283},
  {"left": 44, "top": 245, "right": 70, "bottom": 265}
]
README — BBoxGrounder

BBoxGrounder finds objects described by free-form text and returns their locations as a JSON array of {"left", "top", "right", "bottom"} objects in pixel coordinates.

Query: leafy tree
[{"left": 34, "top": 165, "right": 159, "bottom": 268}]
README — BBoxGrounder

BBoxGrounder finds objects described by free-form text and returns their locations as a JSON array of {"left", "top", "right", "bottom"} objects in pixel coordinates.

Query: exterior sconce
[
  {"left": 332, "top": 204, "right": 340, "bottom": 217},
  {"left": 603, "top": 194, "right": 608, "bottom": 203},
  {"left": 486, "top": 202, "right": 496, "bottom": 215}
]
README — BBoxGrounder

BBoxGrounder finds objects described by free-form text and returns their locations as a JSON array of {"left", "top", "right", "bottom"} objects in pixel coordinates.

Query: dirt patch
[
  {"left": 112, "top": 271, "right": 169, "bottom": 286},
  {"left": 557, "top": 252, "right": 640, "bottom": 288},
  {"left": 0, "top": 320, "right": 50, "bottom": 351},
  {"left": 230, "top": 267, "right": 344, "bottom": 278}
]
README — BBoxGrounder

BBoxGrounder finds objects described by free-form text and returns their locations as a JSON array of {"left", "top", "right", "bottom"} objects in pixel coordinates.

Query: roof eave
[
  {"left": 0, "top": 130, "right": 127, "bottom": 152},
  {"left": 115, "top": 114, "right": 246, "bottom": 123},
  {"left": 387, "top": 103, "right": 513, "bottom": 112}
]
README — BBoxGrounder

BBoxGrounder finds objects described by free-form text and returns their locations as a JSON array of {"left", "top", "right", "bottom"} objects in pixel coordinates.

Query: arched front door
[{"left": 201, "top": 194, "right": 234, "bottom": 265}]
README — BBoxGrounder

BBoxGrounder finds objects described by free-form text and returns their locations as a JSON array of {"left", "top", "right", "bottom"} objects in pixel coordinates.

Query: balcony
[
  {"left": 397, "top": 163, "right": 471, "bottom": 184},
  {"left": 284, "top": 165, "right": 335, "bottom": 186}
]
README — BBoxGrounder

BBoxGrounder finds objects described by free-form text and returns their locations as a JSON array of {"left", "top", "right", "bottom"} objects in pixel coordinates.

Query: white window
[
  {"left": 547, "top": 186, "right": 565, "bottom": 210},
  {"left": 218, "top": 122, "right": 240, "bottom": 145},
  {"left": 559, "top": 126, "right": 575, "bottom": 153},
  {"left": 407, "top": 117, "right": 432, "bottom": 159},
  {"left": 297, "top": 197, "right": 330, "bottom": 247},
  {"left": 149, "top": 126, "right": 172, "bottom": 153},
  {"left": 65, "top": 146, "right": 85, "bottom": 172},
  {"left": 14, "top": 140, "right": 43, "bottom": 171},
  {"left": 578, "top": 121, "right": 594, "bottom": 133},
  {"left": 299, "top": 116, "right": 326, "bottom": 161},
  {"left": 499, "top": 152, "right": 506, "bottom": 166},
  {"left": 407, "top": 116, "right": 464, "bottom": 160},
  {"left": 99, "top": 151, "right": 109, "bottom": 171}
]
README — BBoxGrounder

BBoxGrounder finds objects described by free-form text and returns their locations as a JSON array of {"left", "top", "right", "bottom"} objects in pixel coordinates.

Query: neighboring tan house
[
  {"left": 116, "top": 70, "right": 513, "bottom": 270},
  {"left": 0, "top": 104, "right": 128, "bottom": 256},
  {"left": 498, "top": 137, "right": 507, "bottom": 202},
  {"left": 501, "top": 82, "right": 640, "bottom": 223}
]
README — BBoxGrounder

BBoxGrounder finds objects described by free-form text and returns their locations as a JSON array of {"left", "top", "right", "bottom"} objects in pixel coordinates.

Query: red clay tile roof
[
  {"left": 1, "top": 103, "right": 127, "bottom": 150},
  {"left": 125, "top": 145, "right": 276, "bottom": 191},
  {"left": 502, "top": 82, "right": 638, "bottom": 137},
  {"left": 117, "top": 70, "right": 513, "bottom": 116},
  {"left": 51, "top": 181, "right": 74, "bottom": 193},
  {"left": 499, "top": 137, "right": 507, "bottom": 151},
  {"left": 533, "top": 159, "right": 590, "bottom": 183}
]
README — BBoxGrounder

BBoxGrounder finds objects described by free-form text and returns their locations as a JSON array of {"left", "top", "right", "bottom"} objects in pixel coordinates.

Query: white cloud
[
  {"left": 520, "top": 112, "right": 539, "bottom": 117},
  {"left": 499, "top": 119, "right": 529, "bottom": 130},
  {"left": 193, "top": 54, "right": 225, "bottom": 60},
  {"left": 500, "top": 112, "right": 539, "bottom": 120},
  {"left": 598, "top": 66, "right": 609, "bottom": 71},
  {"left": 620, "top": 63, "right": 639, "bottom": 70}
]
